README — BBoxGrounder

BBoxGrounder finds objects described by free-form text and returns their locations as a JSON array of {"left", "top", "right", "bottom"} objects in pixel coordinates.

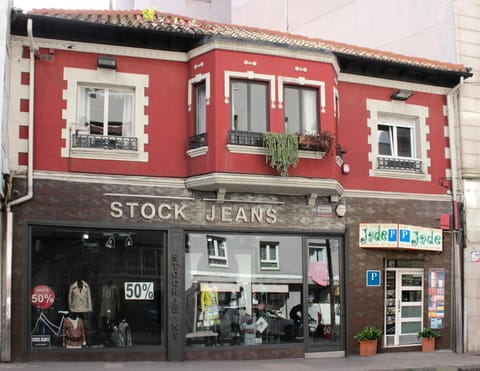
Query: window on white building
[
  {"left": 259, "top": 241, "right": 279, "bottom": 270},
  {"left": 207, "top": 235, "right": 228, "bottom": 267}
]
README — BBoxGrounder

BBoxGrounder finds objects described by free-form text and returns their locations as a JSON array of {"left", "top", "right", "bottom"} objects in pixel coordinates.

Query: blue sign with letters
[{"left": 366, "top": 270, "right": 381, "bottom": 287}]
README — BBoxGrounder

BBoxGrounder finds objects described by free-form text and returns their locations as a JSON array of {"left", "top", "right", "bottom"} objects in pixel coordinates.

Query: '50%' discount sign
[
  {"left": 124, "top": 282, "right": 154, "bottom": 300},
  {"left": 31, "top": 285, "right": 55, "bottom": 309}
]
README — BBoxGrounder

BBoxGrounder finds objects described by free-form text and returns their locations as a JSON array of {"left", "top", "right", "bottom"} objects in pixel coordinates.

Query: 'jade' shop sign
[{"left": 359, "top": 223, "right": 443, "bottom": 252}]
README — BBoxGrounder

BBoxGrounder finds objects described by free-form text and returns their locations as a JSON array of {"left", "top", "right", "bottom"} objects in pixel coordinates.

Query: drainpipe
[
  {"left": 1, "top": 18, "right": 36, "bottom": 362},
  {"left": 446, "top": 77, "right": 464, "bottom": 354}
]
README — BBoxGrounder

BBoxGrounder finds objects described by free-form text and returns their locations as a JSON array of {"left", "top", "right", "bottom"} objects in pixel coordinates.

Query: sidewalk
[{"left": 1, "top": 351, "right": 480, "bottom": 371}]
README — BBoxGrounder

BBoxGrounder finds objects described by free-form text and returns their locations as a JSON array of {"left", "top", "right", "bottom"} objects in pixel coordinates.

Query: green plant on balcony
[
  {"left": 263, "top": 132, "right": 299, "bottom": 177},
  {"left": 298, "top": 130, "right": 335, "bottom": 155}
]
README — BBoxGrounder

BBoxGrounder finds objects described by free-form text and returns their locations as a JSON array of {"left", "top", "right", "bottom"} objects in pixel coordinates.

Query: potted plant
[
  {"left": 418, "top": 327, "right": 440, "bottom": 352},
  {"left": 354, "top": 326, "right": 382, "bottom": 356},
  {"left": 297, "top": 130, "right": 335, "bottom": 154},
  {"left": 263, "top": 132, "right": 299, "bottom": 177}
]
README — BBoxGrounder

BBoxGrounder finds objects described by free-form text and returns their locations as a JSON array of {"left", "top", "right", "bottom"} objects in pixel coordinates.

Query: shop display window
[
  {"left": 30, "top": 226, "right": 165, "bottom": 350},
  {"left": 185, "top": 232, "right": 342, "bottom": 347}
]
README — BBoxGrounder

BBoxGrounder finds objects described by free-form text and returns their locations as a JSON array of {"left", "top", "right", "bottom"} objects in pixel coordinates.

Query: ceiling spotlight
[
  {"left": 124, "top": 235, "right": 133, "bottom": 248},
  {"left": 82, "top": 232, "right": 89, "bottom": 241},
  {"left": 105, "top": 236, "right": 115, "bottom": 249}
]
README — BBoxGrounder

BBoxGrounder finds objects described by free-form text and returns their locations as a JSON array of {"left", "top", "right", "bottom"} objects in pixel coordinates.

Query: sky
[{"left": 13, "top": 0, "right": 111, "bottom": 11}]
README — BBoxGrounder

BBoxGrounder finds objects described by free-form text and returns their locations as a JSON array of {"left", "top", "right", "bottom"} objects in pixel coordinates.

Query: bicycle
[{"left": 31, "top": 309, "right": 69, "bottom": 345}]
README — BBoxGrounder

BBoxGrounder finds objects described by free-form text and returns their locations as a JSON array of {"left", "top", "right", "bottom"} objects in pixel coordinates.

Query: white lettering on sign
[{"left": 110, "top": 201, "right": 277, "bottom": 224}]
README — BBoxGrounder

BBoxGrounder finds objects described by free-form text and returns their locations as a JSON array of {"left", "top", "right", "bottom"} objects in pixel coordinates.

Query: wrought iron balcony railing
[
  {"left": 188, "top": 133, "right": 208, "bottom": 150},
  {"left": 72, "top": 134, "right": 138, "bottom": 151},
  {"left": 378, "top": 156, "right": 422, "bottom": 173},
  {"left": 228, "top": 130, "right": 264, "bottom": 147}
]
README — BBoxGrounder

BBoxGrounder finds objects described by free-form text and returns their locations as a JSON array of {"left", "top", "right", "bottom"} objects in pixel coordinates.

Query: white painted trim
[
  {"left": 339, "top": 72, "right": 449, "bottom": 95},
  {"left": 187, "top": 146, "right": 208, "bottom": 157},
  {"left": 277, "top": 76, "right": 326, "bottom": 113},
  {"left": 366, "top": 98, "right": 431, "bottom": 181},
  {"left": 343, "top": 188, "right": 451, "bottom": 201},
  {"left": 10, "top": 36, "right": 187, "bottom": 62},
  {"left": 187, "top": 72, "right": 211, "bottom": 111},
  {"left": 224, "top": 70, "right": 276, "bottom": 108},
  {"left": 61, "top": 67, "right": 149, "bottom": 162},
  {"left": 188, "top": 39, "right": 340, "bottom": 74},
  {"left": 226, "top": 144, "right": 326, "bottom": 159}
]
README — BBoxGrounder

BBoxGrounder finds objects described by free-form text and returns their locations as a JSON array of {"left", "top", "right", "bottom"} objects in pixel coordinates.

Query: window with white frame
[
  {"left": 284, "top": 86, "right": 318, "bottom": 134},
  {"left": 367, "top": 99, "right": 430, "bottom": 181},
  {"left": 259, "top": 241, "right": 279, "bottom": 270},
  {"left": 231, "top": 80, "right": 268, "bottom": 133},
  {"left": 207, "top": 235, "right": 228, "bottom": 267},
  {"left": 62, "top": 67, "right": 149, "bottom": 162},
  {"left": 79, "top": 86, "right": 134, "bottom": 138}
]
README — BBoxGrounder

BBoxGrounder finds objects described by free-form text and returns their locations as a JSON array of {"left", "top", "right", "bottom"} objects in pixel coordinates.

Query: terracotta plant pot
[
  {"left": 359, "top": 339, "right": 378, "bottom": 356},
  {"left": 422, "top": 337, "right": 435, "bottom": 352}
]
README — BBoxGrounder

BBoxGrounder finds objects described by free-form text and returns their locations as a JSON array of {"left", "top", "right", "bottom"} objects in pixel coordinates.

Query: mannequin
[
  {"left": 68, "top": 280, "right": 92, "bottom": 313},
  {"left": 63, "top": 313, "right": 86, "bottom": 349}
]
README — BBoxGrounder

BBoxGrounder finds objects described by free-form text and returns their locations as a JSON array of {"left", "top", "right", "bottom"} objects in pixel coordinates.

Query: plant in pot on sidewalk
[
  {"left": 418, "top": 327, "right": 440, "bottom": 352},
  {"left": 354, "top": 326, "right": 382, "bottom": 356}
]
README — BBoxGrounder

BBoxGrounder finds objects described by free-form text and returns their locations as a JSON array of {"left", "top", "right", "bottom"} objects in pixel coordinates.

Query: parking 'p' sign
[{"left": 366, "top": 270, "right": 381, "bottom": 287}]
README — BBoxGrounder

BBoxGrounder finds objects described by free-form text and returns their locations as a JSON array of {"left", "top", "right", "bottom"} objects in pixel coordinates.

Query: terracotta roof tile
[{"left": 28, "top": 8, "right": 467, "bottom": 73}]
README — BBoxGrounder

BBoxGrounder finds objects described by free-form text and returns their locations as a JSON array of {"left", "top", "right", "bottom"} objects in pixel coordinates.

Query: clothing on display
[
  {"left": 63, "top": 315, "right": 87, "bottom": 349},
  {"left": 68, "top": 280, "right": 93, "bottom": 313},
  {"left": 111, "top": 320, "right": 132, "bottom": 347},
  {"left": 100, "top": 282, "right": 120, "bottom": 320}
]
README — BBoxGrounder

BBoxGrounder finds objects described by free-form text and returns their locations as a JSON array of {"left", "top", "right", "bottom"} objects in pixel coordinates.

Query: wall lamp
[
  {"left": 97, "top": 56, "right": 117, "bottom": 70},
  {"left": 391, "top": 89, "right": 413, "bottom": 101}
]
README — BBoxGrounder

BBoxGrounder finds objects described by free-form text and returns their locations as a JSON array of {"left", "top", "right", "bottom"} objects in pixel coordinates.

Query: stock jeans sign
[{"left": 359, "top": 223, "right": 443, "bottom": 252}]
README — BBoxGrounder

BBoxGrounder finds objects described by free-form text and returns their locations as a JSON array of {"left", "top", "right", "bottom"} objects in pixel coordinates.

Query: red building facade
[{"left": 3, "top": 9, "right": 470, "bottom": 362}]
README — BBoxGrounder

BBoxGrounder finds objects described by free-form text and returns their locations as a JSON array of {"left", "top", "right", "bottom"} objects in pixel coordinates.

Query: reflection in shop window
[
  {"left": 207, "top": 235, "right": 228, "bottom": 267},
  {"left": 30, "top": 226, "right": 164, "bottom": 350},
  {"left": 259, "top": 241, "right": 279, "bottom": 270},
  {"left": 185, "top": 233, "right": 303, "bottom": 347}
]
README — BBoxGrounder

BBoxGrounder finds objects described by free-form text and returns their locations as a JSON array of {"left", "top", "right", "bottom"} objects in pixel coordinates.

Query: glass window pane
[
  {"left": 195, "top": 83, "right": 206, "bottom": 134},
  {"left": 402, "top": 274, "right": 422, "bottom": 286},
  {"left": 30, "top": 226, "right": 164, "bottom": 349},
  {"left": 231, "top": 81, "right": 248, "bottom": 131},
  {"left": 401, "top": 305, "right": 422, "bottom": 318},
  {"left": 108, "top": 89, "right": 133, "bottom": 137},
  {"left": 397, "top": 127, "right": 412, "bottom": 157},
  {"left": 401, "top": 290, "right": 422, "bottom": 302},
  {"left": 185, "top": 233, "right": 302, "bottom": 347},
  {"left": 249, "top": 82, "right": 268, "bottom": 132},
  {"left": 301, "top": 88, "right": 318, "bottom": 133},
  {"left": 86, "top": 88, "right": 105, "bottom": 135},
  {"left": 284, "top": 87, "right": 300, "bottom": 134},
  {"left": 378, "top": 125, "right": 392, "bottom": 155}
]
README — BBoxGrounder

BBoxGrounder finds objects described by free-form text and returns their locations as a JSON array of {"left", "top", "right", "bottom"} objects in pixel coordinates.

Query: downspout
[
  {"left": 1, "top": 18, "right": 36, "bottom": 362},
  {"left": 446, "top": 77, "right": 464, "bottom": 354}
]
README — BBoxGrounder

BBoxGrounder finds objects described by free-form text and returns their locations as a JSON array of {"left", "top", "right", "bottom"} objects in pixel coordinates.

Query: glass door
[{"left": 385, "top": 269, "right": 423, "bottom": 346}]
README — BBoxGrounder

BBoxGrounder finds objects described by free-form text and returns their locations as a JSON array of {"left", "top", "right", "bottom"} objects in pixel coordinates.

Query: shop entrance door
[{"left": 385, "top": 269, "right": 423, "bottom": 347}]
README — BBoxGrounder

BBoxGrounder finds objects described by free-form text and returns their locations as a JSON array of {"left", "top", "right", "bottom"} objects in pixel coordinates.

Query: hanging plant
[{"left": 263, "top": 132, "right": 299, "bottom": 177}]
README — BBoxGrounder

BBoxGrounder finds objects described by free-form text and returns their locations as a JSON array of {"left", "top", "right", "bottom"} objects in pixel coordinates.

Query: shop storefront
[{"left": 11, "top": 177, "right": 347, "bottom": 361}]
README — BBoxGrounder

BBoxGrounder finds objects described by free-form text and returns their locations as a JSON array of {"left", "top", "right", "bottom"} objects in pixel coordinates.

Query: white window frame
[
  {"left": 62, "top": 67, "right": 149, "bottom": 162},
  {"left": 207, "top": 235, "right": 228, "bottom": 267},
  {"left": 278, "top": 76, "right": 326, "bottom": 114},
  {"left": 259, "top": 241, "right": 279, "bottom": 270},
  {"left": 367, "top": 99, "right": 430, "bottom": 181}
]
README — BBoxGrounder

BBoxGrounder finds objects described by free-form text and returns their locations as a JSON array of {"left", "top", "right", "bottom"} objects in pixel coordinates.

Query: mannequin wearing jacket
[
  {"left": 68, "top": 280, "right": 92, "bottom": 313},
  {"left": 63, "top": 313, "right": 87, "bottom": 349}
]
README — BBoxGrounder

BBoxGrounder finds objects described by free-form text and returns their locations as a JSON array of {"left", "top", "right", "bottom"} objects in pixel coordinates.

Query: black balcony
[
  {"left": 378, "top": 156, "right": 422, "bottom": 173},
  {"left": 188, "top": 133, "right": 208, "bottom": 150},
  {"left": 228, "top": 130, "right": 264, "bottom": 147},
  {"left": 72, "top": 134, "right": 138, "bottom": 151}
]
